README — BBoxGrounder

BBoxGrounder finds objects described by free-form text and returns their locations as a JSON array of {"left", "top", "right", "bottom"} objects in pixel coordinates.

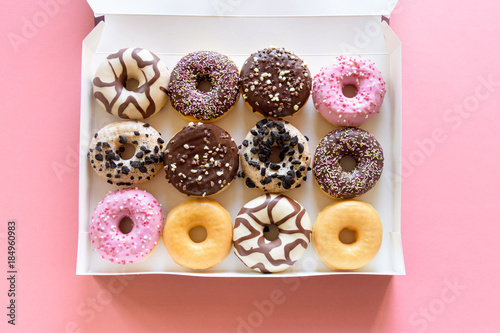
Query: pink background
[{"left": 1, "top": 0, "right": 499, "bottom": 332}]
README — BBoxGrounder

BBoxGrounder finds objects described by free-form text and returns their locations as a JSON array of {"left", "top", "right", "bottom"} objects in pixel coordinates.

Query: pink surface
[{"left": 1, "top": 0, "right": 499, "bottom": 332}]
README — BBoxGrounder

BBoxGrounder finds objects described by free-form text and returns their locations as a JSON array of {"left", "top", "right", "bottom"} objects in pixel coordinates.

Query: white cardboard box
[{"left": 77, "top": 0, "right": 404, "bottom": 276}]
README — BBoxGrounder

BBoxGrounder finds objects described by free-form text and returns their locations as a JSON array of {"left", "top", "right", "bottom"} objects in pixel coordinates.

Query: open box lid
[{"left": 87, "top": 0, "right": 399, "bottom": 18}]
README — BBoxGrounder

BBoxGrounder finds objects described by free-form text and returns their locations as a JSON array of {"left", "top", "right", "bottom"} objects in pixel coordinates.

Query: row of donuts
[
  {"left": 90, "top": 188, "right": 382, "bottom": 272},
  {"left": 92, "top": 47, "right": 386, "bottom": 127},
  {"left": 88, "top": 119, "right": 384, "bottom": 199}
]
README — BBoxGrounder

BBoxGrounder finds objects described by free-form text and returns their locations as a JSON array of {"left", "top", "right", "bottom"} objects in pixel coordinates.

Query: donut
[
  {"left": 88, "top": 121, "right": 165, "bottom": 186},
  {"left": 240, "top": 47, "right": 312, "bottom": 118},
  {"left": 312, "top": 55, "right": 386, "bottom": 127},
  {"left": 233, "top": 194, "right": 312, "bottom": 273},
  {"left": 313, "top": 127, "right": 383, "bottom": 199},
  {"left": 164, "top": 122, "right": 239, "bottom": 197},
  {"left": 93, "top": 48, "right": 170, "bottom": 120},
  {"left": 90, "top": 188, "right": 164, "bottom": 264},
  {"left": 167, "top": 51, "right": 240, "bottom": 122},
  {"left": 313, "top": 200, "right": 383, "bottom": 270},
  {"left": 239, "top": 119, "right": 311, "bottom": 193},
  {"left": 163, "top": 199, "right": 233, "bottom": 270}
]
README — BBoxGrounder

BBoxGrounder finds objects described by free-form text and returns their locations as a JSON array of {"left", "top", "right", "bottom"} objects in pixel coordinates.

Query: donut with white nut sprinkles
[
  {"left": 313, "top": 200, "right": 383, "bottom": 270},
  {"left": 239, "top": 118, "right": 311, "bottom": 193},
  {"left": 233, "top": 194, "right": 312, "bottom": 273},
  {"left": 90, "top": 188, "right": 164, "bottom": 264},
  {"left": 93, "top": 48, "right": 170, "bottom": 120},
  {"left": 163, "top": 122, "right": 239, "bottom": 197},
  {"left": 88, "top": 121, "right": 165, "bottom": 186},
  {"left": 312, "top": 55, "right": 386, "bottom": 127},
  {"left": 240, "top": 46, "right": 312, "bottom": 118}
]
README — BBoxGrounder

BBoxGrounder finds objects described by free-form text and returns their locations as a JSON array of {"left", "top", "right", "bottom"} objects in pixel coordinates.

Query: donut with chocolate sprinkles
[
  {"left": 240, "top": 47, "right": 312, "bottom": 118},
  {"left": 164, "top": 122, "right": 239, "bottom": 197},
  {"left": 88, "top": 121, "right": 165, "bottom": 186},
  {"left": 312, "top": 127, "right": 384, "bottom": 199},
  {"left": 167, "top": 51, "right": 240, "bottom": 122},
  {"left": 239, "top": 119, "right": 311, "bottom": 193}
]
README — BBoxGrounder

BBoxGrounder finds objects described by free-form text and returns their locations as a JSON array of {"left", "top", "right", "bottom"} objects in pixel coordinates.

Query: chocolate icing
[
  {"left": 164, "top": 123, "right": 239, "bottom": 197},
  {"left": 313, "top": 127, "right": 384, "bottom": 199},
  {"left": 167, "top": 51, "right": 240, "bottom": 121},
  {"left": 240, "top": 47, "right": 312, "bottom": 118},
  {"left": 233, "top": 194, "right": 311, "bottom": 273}
]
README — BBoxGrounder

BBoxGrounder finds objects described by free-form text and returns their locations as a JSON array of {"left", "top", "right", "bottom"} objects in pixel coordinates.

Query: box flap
[{"left": 87, "top": 0, "right": 399, "bottom": 18}]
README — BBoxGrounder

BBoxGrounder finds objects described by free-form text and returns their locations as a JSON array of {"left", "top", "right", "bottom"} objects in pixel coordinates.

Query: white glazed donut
[
  {"left": 239, "top": 119, "right": 311, "bottom": 193},
  {"left": 233, "top": 194, "right": 312, "bottom": 273},
  {"left": 312, "top": 55, "right": 386, "bottom": 127},
  {"left": 93, "top": 48, "right": 170, "bottom": 120},
  {"left": 88, "top": 121, "right": 165, "bottom": 186}
]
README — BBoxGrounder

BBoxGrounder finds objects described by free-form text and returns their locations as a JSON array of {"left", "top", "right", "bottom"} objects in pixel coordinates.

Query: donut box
[{"left": 77, "top": 0, "right": 405, "bottom": 276}]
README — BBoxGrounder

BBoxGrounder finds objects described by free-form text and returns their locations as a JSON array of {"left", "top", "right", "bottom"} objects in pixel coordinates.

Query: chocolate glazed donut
[
  {"left": 167, "top": 51, "right": 240, "bottom": 122},
  {"left": 313, "top": 127, "right": 384, "bottom": 199},
  {"left": 164, "top": 123, "right": 239, "bottom": 197},
  {"left": 240, "top": 47, "right": 312, "bottom": 118}
]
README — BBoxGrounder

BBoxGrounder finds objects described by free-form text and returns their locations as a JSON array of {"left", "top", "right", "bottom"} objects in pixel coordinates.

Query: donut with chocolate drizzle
[
  {"left": 164, "top": 123, "right": 239, "bottom": 197},
  {"left": 233, "top": 193, "right": 312, "bottom": 273},
  {"left": 240, "top": 47, "right": 312, "bottom": 118},
  {"left": 93, "top": 48, "right": 170, "bottom": 120}
]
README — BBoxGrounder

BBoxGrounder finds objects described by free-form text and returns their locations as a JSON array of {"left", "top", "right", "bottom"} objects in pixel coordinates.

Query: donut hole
[
  {"left": 339, "top": 227, "right": 357, "bottom": 245},
  {"left": 263, "top": 224, "right": 280, "bottom": 241},
  {"left": 196, "top": 75, "right": 213, "bottom": 92},
  {"left": 342, "top": 84, "right": 358, "bottom": 98},
  {"left": 118, "top": 143, "right": 136, "bottom": 160},
  {"left": 340, "top": 155, "right": 357, "bottom": 172},
  {"left": 119, "top": 217, "right": 134, "bottom": 234},
  {"left": 189, "top": 225, "right": 207, "bottom": 243},
  {"left": 270, "top": 146, "right": 285, "bottom": 163},
  {"left": 125, "top": 78, "right": 140, "bottom": 91}
]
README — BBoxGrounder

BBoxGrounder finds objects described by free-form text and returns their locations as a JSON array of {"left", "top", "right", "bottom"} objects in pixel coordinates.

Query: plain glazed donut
[
  {"left": 312, "top": 55, "right": 386, "bottom": 127},
  {"left": 233, "top": 194, "right": 312, "bottom": 273},
  {"left": 93, "top": 48, "right": 170, "bottom": 120},
  {"left": 313, "top": 200, "right": 383, "bottom": 270},
  {"left": 239, "top": 118, "right": 311, "bottom": 193},
  {"left": 163, "top": 199, "right": 233, "bottom": 270},
  {"left": 164, "top": 122, "right": 239, "bottom": 197},
  {"left": 90, "top": 188, "right": 164, "bottom": 264},
  {"left": 167, "top": 51, "right": 240, "bottom": 122},
  {"left": 88, "top": 121, "right": 165, "bottom": 186},
  {"left": 313, "top": 127, "right": 383, "bottom": 199},
  {"left": 240, "top": 47, "right": 312, "bottom": 118}
]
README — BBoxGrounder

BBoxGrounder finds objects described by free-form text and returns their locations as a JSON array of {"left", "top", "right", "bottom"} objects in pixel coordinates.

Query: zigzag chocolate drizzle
[
  {"left": 233, "top": 194, "right": 311, "bottom": 273},
  {"left": 93, "top": 48, "right": 169, "bottom": 119}
]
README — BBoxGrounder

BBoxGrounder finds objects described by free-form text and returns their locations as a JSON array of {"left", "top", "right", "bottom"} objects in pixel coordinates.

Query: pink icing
[
  {"left": 312, "top": 56, "right": 386, "bottom": 127},
  {"left": 90, "top": 188, "right": 164, "bottom": 264}
]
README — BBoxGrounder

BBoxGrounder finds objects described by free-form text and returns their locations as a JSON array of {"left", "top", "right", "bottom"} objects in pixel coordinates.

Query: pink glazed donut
[
  {"left": 90, "top": 188, "right": 164, "bottom": 264},
  {"left": 312, "top": 56, "right": 386, "bottom": 127}
]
